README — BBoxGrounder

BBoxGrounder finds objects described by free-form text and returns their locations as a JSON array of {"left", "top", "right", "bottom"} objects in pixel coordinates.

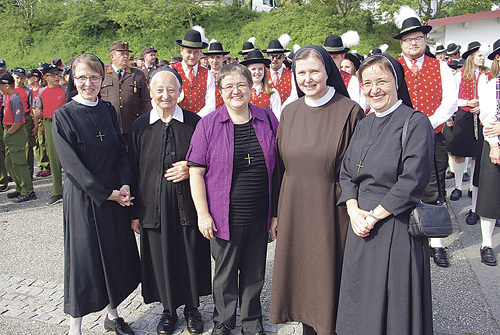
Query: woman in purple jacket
[{"left": 187, "top": 63, "right": 278, "bottom": 335}]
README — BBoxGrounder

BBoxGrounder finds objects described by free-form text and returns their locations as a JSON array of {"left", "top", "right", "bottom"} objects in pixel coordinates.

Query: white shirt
[
  {"left": 253, "top": 84, "right": 282, "bottom": 120},
  {"left": 181, "top": 61, "right": 215, "bottom": 118},
  {"left": 149, "top": 104, "right": 184, "bottom": 124},
  {"left": 402, "top": 54, "right": 458, "bottom": 129},
  {"left": 305, "top": 86, "right": 336, "bottom": 107},
  {"left": 479, "top": 76, "right": 499, "bottom": 145}
]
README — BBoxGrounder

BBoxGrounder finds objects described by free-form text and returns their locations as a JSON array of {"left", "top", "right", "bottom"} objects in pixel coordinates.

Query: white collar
[
  {"left": 270, "top": 67, "right": 283, "bottom": 76},
  {"left": 150, "top": 104, "right": 184, "bottom": 124},
  {"left": 304, "top": 86, "right": 336, "bottom": 107},
  {"left": 72, "top": 95, "right": 98, "bottom": 106},
  {"left": 403, "top": 54, "right": 425, "bottom": 68},
  {"left": 253, "top": 83, "right": 263, "bottom": 94},
  {"left": 182, "top": 61, "right": 198, "bottom": 75},
  {"left": 374, "top": 99, "right": 402, "bottom": 117}
]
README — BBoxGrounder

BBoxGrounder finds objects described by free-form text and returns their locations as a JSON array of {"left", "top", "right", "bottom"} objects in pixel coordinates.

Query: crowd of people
[{"left": 1, "top": 6, "right": 500, "bottom": 335}]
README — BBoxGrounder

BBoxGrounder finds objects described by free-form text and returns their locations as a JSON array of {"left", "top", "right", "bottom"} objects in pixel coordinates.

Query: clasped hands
[
  {"left": 108, "top": 185, "right": 134, "bottom": 207},
  {"left": 346, "top": 200, "right": 378, "bottom": 238}
]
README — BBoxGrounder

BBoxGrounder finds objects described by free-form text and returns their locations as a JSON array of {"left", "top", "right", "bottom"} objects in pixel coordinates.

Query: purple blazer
[{"left": 187, "top": 103, "right": 278, "bottom": 241}]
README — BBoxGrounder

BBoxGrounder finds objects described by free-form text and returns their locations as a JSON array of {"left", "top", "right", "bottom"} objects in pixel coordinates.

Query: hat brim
[
  {"left": 12, "top": 71, "right": 26, "bottom": 77},
  {"left": 324, "top": 47, "right": 350, "bottom": 54},
  {"left": 43, "top": 68, "right": 62, "bottom": 75},
  {"left": 112, "top": 48, "right": 133, "bottom": 53},
  {"left": 462, "top": 46, "right": 480, "bottom": 60},
  {"left": 488, "top": 46, "right": 500, "bottom": 60},
  {"left": 262, "top": 49, "right": 289, "bottom": 53},
  {"left": 240, "top": 58, "right": 271, "bottom": 67},
  {"left": 176, "top": 40, "right": 208, "bottom": 49},
  {"left": 344, "top": 53, "right": 361, "bottom": 70},
  {"left": 393, "top": 25, "right": 432, "bottom": 40},
  {"left": 203, "top": 50, "right": 230, "bottom": 56}
]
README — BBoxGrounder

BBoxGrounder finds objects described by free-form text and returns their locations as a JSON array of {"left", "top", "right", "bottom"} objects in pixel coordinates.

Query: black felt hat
[
  {"left": 448, "top": 60, "right": 459, "bottom": 70},
  {"left": 238, "top": 41, "right": 255, "bottom": 55},
  {"left": 203, "top": 41, "right": 230, "bottom": 56},
  {"left": 323, "top": 35, "right": 349, "bottom": 54},
  {"left": 435, "top": 44, "right": 445, "bottom": 54},
  {"left": 176, "top": 30, "right": 208, "bottom": 49},
  {"left": 488, "top": 39, "right": 500, "bottom": 60},
  {"left": 240, "top": 50, "right": 271, "bottom": 67},
  {"left": 263, "top": 39, "right": 289, "bottom": 53},
  {"left": 393, "top": 17, "right": 432, "bottom": 40},
  {"left": 457, "top": 59, "right": 465, "bottom": 68},
  {"left": 446, "top": 43, "right": 461, "bottom": 56},
  {"left": 344, "top": 52, "right": 362, "bottom": 71},
  {"left": 462, "top": 41, "right": 481, "bottom": 59}
]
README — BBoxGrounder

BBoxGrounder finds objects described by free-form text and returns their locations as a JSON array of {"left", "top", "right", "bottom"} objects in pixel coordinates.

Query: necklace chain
[{"left": 82, "top": 104, "right": 105, "bottom": 142}]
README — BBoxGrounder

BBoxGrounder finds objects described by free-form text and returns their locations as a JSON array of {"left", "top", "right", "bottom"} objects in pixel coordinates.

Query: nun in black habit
[
  {"left": 53, "top": 54, "right": 140, "bottom": 335},
  {"left": 128, "top": 67, "right": 211, "bottom": 335},
  {"left": 336, "top": 54, "right": 435, "bottom": 334}
]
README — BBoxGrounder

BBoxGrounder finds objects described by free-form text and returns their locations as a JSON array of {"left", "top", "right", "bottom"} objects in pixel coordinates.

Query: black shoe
[
  {"left": 212, "top": 323, "right": 232, "bottom": 335},
  {"left": 0, "top": 185, "right": 8, "bottom": 192},
  {"left": 6, "top": 191, "right": 20, "bottom": 199},
  {"left": 465, "top": 210, "right": 479, "bottom": 225},
  {"left": 496, "top": 219, "right": 500, "bottom": 228},
  {"left": 7, "top": 176, "right": 12, "bottom": 182},
  {"left": 12, "top": 191, "right": 36, "bottom": 203},
  {"left": 468, "top": 189, "right": 472, "bottom": 198},
  {"left": 480, "top": 247, "right": 497, "bottom": 266},
  {"left": 430, "top": 247, "right": 450, "bottom": 267},
  {"left": 450, "top": 188, "right": 462, "bottom": 201},
  {"left": 446, "top": 171, "right": 455, "bottom": 179},
  {"left": 104, "top": 315, "right": 135, "bottom": 335},
  {"left": 157, "top": 310, "right": 178, "bottom": 335},
  {"left": 462, "top": 172, "right": 470, "bottom": 182},
  {"left": 185, "top": 309, "right": 204, "bottom": 335}
]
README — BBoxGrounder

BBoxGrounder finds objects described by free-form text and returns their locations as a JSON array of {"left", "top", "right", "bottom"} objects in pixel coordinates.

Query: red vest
[
  {"left": 2, "top": 93, "right": 25, "bottom": 125},
  {"left": 172, "top": 62, "right": 208, "bottom": 113},
  {"left": 340, "top": 70, "right": 353, "bottom": 90},
  {"left": 15, "top": 86, "right": 31, "bottom": 115},
  {"left": 39, "top": 86, "right": 66, "bottom": 119},
  {"left": 212, "top": 71, "right": 224, "bottom": 109},
  {"left": 268, "top": 68, "right": 292, "bottom": 103},
  {"left": 398, "top": 55, "right": 444, "bottom": 133},
  {"left": 249, "top": 90, "right": 271, "bottom": 109}
]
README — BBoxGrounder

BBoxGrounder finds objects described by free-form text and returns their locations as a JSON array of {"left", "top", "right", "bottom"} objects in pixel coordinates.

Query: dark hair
[
  {"left": 358, "top": 55, "right": 396, "bottom": 83},
  {"left": 216, "top": 63, "right": 252, "bottom": 89}
]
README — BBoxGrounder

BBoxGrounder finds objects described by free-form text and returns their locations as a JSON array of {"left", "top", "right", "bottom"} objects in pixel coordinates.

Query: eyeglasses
[
  {"left": 402, "top": 36, "right": 425, "bottom": 45},
  {"left": 220, "top": 83, "right": 249, "bottom": 92},
  {"left": 361, "top": 78, "right": 394, "bottom": 90},
  {"left": 74, "top": 75, "right": 102, "bottom": 83},
  {"left": 268, "top": 54, "right": 283, "bottom": 60}
]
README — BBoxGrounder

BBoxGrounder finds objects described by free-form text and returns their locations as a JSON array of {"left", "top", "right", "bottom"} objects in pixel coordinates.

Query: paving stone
[
  {"left": 14, "top": 286, "right": 30, "bottom": 294},
  {"left": 20, "top": 279, "right": 35, "bottom": 286}
]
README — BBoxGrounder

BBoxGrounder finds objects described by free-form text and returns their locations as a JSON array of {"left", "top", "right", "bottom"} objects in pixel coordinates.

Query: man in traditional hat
[
  {"left": 100, "top": 40, "right": 151, "bottom": 141},
  {"left": 323, "top": 34, "right": 361, "bottom": 105},
  {"left": 263, "top": 38, "right": 294, "bottom": 105},
  {"left": 446, "top": 42, "right": 461, "bottom": 62},
  {"left": 171, "top": 28, "right": 215, "bottom": 117},
  {"left": 199, "top": 54, "right": 209, "bottom": 69},
  {"left": 141, "top": 45, "right": 160, "bottom": 83},
  {"left": 435, "top": 43, "right": 446, "bottom": 62},
  {"left": 238, "top": 38, "right": 256, "bottom": 60},
  {"left": 203, "top": 40, "right": 230, "bottom": 109},
  {"left": 395, "top": 9, "right": 458, "bottom": 267}
]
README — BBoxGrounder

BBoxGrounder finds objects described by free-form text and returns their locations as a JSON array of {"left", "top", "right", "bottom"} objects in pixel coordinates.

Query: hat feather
[
  {"left": 394, "top": 6, "right": 420, "bottom": 29},
  {"left": 248, "top": 37, "right": 256, "bottom": 44},
  {"left": 480, "top": 44, "right": 491, "bottom": 57},
  {"left": 209, "top": 38, "right": 217, "bottom": 44},
  {"left": 278, "top": 34, "right": 292, "bottom": 48},
  {"left": 342, "top": 30, "right": 360, "bottom": 47},
  {"left": 380, "top": 44, "right": 389, "bottom": 53},
  {"left": 192, "top": 25, "right": 208, "bottom": 43},
  {"left": 293, "top": 44, "right": 301, "bottom": 53}
]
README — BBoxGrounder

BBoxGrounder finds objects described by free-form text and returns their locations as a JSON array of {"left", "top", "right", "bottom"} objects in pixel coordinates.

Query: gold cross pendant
[
  {"left": 244, "top": 153, "right": 255, "bottom": 165},
  {"left": 96, "top": 131, "right": 105, "bottom": 142},
  {"left": 356, "top": 160, "right": 364, "bottom": 173}
]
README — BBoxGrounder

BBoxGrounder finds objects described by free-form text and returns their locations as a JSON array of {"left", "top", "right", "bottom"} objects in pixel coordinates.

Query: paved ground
[{"left": 1, "top": 172, "right": 500, "bottom": 335}]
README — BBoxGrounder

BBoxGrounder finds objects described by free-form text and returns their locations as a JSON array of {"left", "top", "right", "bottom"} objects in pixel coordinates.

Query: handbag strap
[
  {"left": 264, "top": 108, "right": 275, "bottom": 136},
  {"left": 401, "top": 111, "right": 445, "bottom": 203}
]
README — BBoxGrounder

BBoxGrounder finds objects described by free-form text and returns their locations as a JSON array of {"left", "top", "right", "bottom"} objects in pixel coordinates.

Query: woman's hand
[
  {"left": 131, "top": 219, "right": 140, "bottom": 234},
  {"left": 470, "top": 106, "right": 480, "bottom": 115},
  {"left": 270, "top": 217, "right": 278, "bottom": 239},
  {"left": 484, "top": 121, "right": 500, "bottom": 137},
  {"left": 108, "top": 185, "right": 134, "bottom": 206},
  {"left": 346, "top": 199, "right": 371, "bottom": 237},
  {"left": 198, "top": 212, "right": 217, "bottom": 240},
  {"left": 490, "top": 145, "right": 500, "bottom": 165},
  {"left": 165, "top": 161, "right": 189, "bottom": 183}
]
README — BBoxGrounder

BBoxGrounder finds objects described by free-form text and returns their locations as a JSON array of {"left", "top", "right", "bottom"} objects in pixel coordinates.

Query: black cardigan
[{"left": 128, "top": 109, "right": 200, "bottom": 228}]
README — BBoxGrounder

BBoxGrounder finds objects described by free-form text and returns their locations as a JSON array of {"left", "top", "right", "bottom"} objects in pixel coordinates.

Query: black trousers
[
  {"left": 210, "top": 223, "right": 267, "bottom": 333},
  {"left": 421, "top": 132, "right": 448, "bottom": 204}
]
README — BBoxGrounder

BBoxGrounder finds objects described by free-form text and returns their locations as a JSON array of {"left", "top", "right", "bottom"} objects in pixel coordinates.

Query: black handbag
[{"left": 402, "top": 112, "right": 453, "bottom": 238}]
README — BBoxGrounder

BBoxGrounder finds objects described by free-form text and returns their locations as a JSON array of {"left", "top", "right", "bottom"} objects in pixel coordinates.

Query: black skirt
[
  {"left": 449, "top": 108, "right": 480, "bottom": 157},
  {"left": 476, "top": 141, "right": 500, "bottom": 219}
]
